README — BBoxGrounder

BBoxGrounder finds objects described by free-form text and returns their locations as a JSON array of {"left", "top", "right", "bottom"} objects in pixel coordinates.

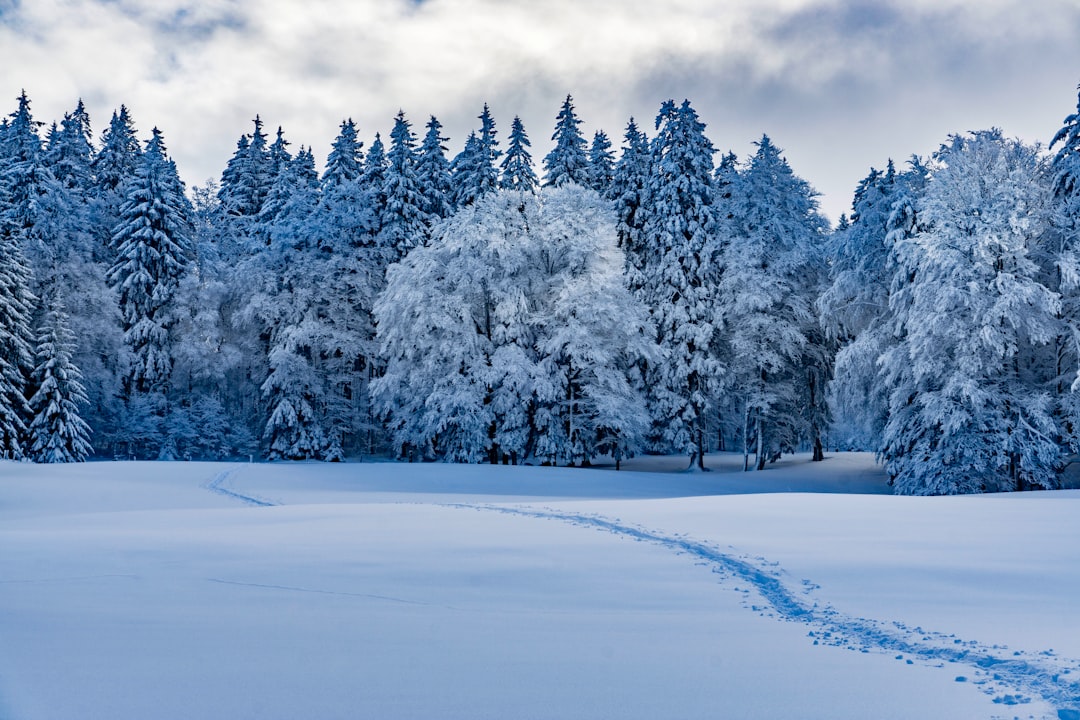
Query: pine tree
[
  {"left": 267, "top": 126, "right": 293, "bottom": 181},
  {"left": 717, "top": 136, "right": 826, "bottom": 469},
  {"left": 451, "top": 131, "right": 484, "bottom": 207},
  {"left": 610, "top": 118, "right": 650, "bottom": 289},
  {"left": 415, "top": 115, "right": 454, "bottom": 221},
  {"left": 818, "top": 162, "right": 903, "bottom": 449},
  {"left": 637, "top": 100, "right": 720, "bottom": 469},
  {"left": 244, "top": 147, "right": 336, "bottom": 460},
  {"left": 499, "top": 116, "right": 538, "bottom": 192},
  {"left": 1047, "top": 83, "right": 1080, "bottom": 451},
  {"left": 217, "top": 115, "right": 271, "bottom": 219},
  {"left": 322, "top": 119, "right": 363, "bottom": 189},
  {"left": 587, "top": 130, "right": 614, "bottom": 194},
  {"left": 27, "top": 298, "right": 92, "bottom": 462},
  {"left": 380, "top": 111, "right": 428, "bottom": 260},
  {"left": 92, "top": 105, "right": 141, "bottom": 196},
  {"left": 46, "top": 100, "right": 94, "bottom": 192},
  {"left": 543, "top": 95, "right": 589, "bottom": 187},
  {"left": 0, "top": 222, "right": 36, "bottom": 459},
  {"left": 451, "top": 106, "right": 500, "bottom": 207},
  {"left": 107, "top": 128, "right": 192, "bottom": 397}
]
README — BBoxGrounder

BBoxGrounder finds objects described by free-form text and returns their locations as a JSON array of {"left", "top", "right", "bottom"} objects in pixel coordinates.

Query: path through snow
[{"left": 451, "top": 503, "right": 1080, "bottom": 718}]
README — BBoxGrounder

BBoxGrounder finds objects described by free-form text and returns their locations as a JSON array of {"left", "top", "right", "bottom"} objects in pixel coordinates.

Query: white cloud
[{"left": 2, "top": 0, "right": 1079, "bottom": 221}]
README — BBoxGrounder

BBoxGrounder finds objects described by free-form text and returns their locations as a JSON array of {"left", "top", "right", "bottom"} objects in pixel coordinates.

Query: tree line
[{"left": 3, "top": 86, "right": 1080, "bottom": 494}]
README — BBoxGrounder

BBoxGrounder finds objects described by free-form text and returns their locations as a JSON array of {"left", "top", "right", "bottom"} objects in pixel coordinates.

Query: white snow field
[{"left": 1, "top": 453, "right": 1078, "bottom": 720}]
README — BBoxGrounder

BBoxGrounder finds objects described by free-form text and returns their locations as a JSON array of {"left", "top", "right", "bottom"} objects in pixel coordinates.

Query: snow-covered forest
[{"left": 4, "top": 83, "right": 1080, "bottom": 496}]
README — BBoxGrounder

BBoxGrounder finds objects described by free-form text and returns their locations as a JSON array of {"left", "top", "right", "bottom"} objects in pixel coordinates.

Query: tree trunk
[
  {"left": 755, "top": 416, "right": 766, "bottom": 471},
  {"left": 742, "top": 402, "right": 751, "bottom": 472}
]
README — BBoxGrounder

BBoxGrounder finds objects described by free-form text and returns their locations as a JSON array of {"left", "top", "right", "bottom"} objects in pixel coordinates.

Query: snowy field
[{"left": 1, "top": 453, "right": 1078, "bottom": 720}]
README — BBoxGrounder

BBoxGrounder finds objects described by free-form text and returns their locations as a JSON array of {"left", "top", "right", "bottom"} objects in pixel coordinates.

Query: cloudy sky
[{"left": 2, "top": 0, "right": 1080, "bottom": 222}]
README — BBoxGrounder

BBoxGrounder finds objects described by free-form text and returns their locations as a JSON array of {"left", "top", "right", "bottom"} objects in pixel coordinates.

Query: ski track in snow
[
  {"left": 450, "top": 503, "right": 1080, "bottom": 720},
  {"left": 203, "top": 469, "right": 278, "bottom": 507}
]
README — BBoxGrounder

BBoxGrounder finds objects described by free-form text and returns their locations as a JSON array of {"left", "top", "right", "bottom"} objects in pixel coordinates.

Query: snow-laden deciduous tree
[
  {"left": 27, "top": 298, "right": 92, "bottom": 462},
  {"left": 880, "top": 130, "right": 1061, "bottom": 494},
  {"left": 637, "top": 99, "right": 720, "bottom": 469},
  {"left": 373, "top": 186, "right": 653, "bottom": 465}
]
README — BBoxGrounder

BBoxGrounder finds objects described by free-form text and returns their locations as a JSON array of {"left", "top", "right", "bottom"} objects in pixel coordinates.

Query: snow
[{"left": 1, "top": 453, "right": 1078, "bottom": 719}]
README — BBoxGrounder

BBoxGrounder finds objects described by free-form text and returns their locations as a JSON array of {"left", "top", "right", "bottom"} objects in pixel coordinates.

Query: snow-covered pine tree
[
  {"left": 637, "top": 99, "right": 720, "bottom": 469},
  {"left": 107, "top": 127, "right": 192, "bottom": 399},
  {"left": 380, "top": 111, "right": 428, "bottom": 260},
  {"left": 322, "top": 119, "right": 364, "bottom": 189},
  {"left": 451, "top": 106, "right": 500, "bottom": 207},
  {"left": 609, "top": 118, "right": 650, "bottom": 289},
  {"left": 47, "top": 100, "right": 94, "bottom": 193},
  {"left": 717, "top": 136, "right": 826, "bottom": 470},
  {"left": 27, "top": 297, "right": 92, "bottom": 462},
  {"left": 543, "top": 95, "right": 589, "bottom": 187},
  {"left": 0, "top": 219, "right": 36, "bottom": 459},
  {"left": 879, "top": 130, "right": 1061, "bottom": 494},
  {"left": 217, "top": 115, "right": 271, "bottom": 219},
  {"left": 244, "top": 146, "right": 336, "bottom": 460},
  {"left": 586, "top": 130, "right": 614, "bottom": 195},
  {"left": 415, "top": 116, "right": 454, "bottom": 222},
  {"left": 92, "top": 105, "right": 141, "bottom": 198},
  {"left": 1047, "top": 84, "right": 1080, "bottom": 451},
  {"left": 499, "top": 116, "right": 538, "bottom": 193},
  {"left": 90, "top": 105, "right": 141, "bottom": 261},
  {"left": 818, "top": 162, "right": 903, "bottom": 449},
  {"left": 267, "top": 126, "right": 292, "bottom": 181}
]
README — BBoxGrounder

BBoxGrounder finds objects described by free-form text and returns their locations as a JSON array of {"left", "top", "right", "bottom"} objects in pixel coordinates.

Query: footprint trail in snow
[{"left": 452, "top": 503, "right": 1080, "bottom": 719}]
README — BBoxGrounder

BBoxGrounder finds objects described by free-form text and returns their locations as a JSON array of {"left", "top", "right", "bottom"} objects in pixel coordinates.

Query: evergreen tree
[
  {"left": 322, "top": 118, "right": 363, "bottom": 189},
  {"left": 92, "top": 105, "right": 141, "bottom": 196},
  {"left": 610, "top": 118, "right": 650, "bottom": 289},
  {"left": 27, "top": 298, "right": 92, "bottom": 462},
  {"left": 451, "top": 131, "right": 484, "bottom": 207},
  {"left": 218, "top": 115, "right": 271, "bottom": 219},
  {"left": 46, "top": 100, "right": 94, "bottom": 192},
  {"left": 243, "top": 147, "right": 336, "bottom": 460},
  {"left": 107, "top": 128, "right": 192, "bottom": 398},
  {"left": 380, "top": 111, "right": 428, "bottom": 259},
  {"left": 637, "top": 100, "right": 720, "bottom": 469},
  {"left": 717, "top": 136, "right": 826, "bottom": 469},
  {"left": 499, "top": 116, "right": 538, "bottom": 192},
  {"left": 0, "top": 222, "right": 36, "bottom": 459},
  {"left": 267, "top": 126, "right": 293, "bottom": 181},
  {"left": 1047, "top": 83, "right": 1080, "bottom": 451},
  {"left": 543, "top": 94, "right": 589, "bottom": 187},
  {"left": 451, "top": 105, "right": 500, "bottom": 207},
  {"left": 414, "top": 115, "right": 454, "bottom": 221},
  {"left": 818, "top": 162, "right": 903, "bottom": 449},
  {"left": 587, "top": 130, "right": 614, "bottom": 194}
]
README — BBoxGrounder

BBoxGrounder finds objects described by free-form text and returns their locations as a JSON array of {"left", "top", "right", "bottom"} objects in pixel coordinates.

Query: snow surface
[{"left": 1, "top": 453, "right": 1078, "bottom": 719}]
